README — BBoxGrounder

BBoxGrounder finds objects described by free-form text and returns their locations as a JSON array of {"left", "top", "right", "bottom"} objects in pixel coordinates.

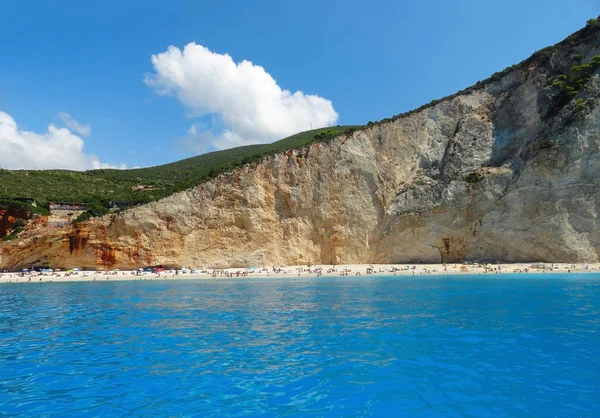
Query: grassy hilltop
[{"left": 0, "top": 126, "right": 358, "bottom": 210}]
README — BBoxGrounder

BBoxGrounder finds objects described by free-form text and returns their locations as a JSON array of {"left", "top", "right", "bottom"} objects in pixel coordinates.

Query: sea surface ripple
[{"left": 1, "top": 274, "right": 599, "bottom": 417}]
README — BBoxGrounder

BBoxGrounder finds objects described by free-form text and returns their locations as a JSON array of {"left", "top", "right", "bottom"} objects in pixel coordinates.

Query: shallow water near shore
[{"left": 1, "top": 274, "right": 599, "bottom": 417}]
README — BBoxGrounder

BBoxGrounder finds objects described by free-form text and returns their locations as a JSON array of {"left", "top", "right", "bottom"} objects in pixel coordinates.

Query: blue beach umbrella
[{"left": 146, "top": 268, "right": 152, "bottom": 272}]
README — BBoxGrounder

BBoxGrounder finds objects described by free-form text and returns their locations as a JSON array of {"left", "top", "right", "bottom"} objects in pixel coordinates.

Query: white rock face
[{"left": 2, "top": 32, "right": 599, "bottom": 269}]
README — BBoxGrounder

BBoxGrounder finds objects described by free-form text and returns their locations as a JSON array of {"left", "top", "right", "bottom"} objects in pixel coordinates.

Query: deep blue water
[{"left": 1, "top": 274, "right": 599, "bottom": 417}]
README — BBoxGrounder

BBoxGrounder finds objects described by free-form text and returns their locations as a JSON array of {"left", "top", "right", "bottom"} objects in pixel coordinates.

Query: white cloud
[
  {"left": 57, "top": 112, "right": 91, "bottom": 137},
  {"left": 0, "top": 110, "right": 121, "bottom": 170},
  {"left": 144, "top": 43, "right": 339, "bottom": 150}
]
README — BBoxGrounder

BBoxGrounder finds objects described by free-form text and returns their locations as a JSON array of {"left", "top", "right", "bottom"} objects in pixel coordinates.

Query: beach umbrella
[
  {"left": 487, "top": 264, "right": 492, "bottom": 269},
  {"left": 73, "top": 268, "right": 80, "bottom": 271},
  {"left": 22, "top": 268, "right": 29, "bottom": 272},
  {"left": 146, "top": 268, "right": 152, "bottom": 271}
]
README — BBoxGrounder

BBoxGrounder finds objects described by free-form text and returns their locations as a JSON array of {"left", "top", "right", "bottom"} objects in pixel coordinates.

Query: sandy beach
[{"left": 1, "top": 262, "right": 599, "bottom": 284}]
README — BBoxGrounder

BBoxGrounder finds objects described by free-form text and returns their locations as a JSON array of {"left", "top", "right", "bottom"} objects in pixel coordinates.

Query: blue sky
[{"left": 0, "top": 0, "right": 598, "bottom": 170}]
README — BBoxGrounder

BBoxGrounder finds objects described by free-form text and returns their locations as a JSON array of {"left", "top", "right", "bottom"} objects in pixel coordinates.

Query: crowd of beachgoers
[{"left": 0, "top": 262, "right": 598, "bottom": 283}]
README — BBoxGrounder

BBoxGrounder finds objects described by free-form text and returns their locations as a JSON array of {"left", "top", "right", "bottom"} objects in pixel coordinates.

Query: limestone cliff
[{"left": 2, "top": 25, "right": 600, "bottom": 269}]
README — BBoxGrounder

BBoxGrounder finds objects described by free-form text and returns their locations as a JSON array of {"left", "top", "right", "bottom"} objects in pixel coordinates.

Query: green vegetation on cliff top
[{"left": 0, "top": 126, "right": 358, "bottom": 208}]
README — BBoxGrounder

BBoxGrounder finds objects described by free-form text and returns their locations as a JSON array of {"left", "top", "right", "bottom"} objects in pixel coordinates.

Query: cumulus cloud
[
  {"left": 0, "top": 110, "right": 120, "bottom": 170},
  {"left": 57, "top": 112, "right": 91, "bottom": 137},
  {"left": 144, "top": 43, "right": 339, "bottom": 150}
]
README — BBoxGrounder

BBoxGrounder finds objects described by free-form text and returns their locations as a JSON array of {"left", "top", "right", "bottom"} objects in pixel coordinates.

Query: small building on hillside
[
  {"left": 49, "top": 202, "right": 89, "bottom": 214},
  {"left": 109, "top": 200, "right": 131, "bottom": 212},
  {"left": 13, "top": 197, "right": 37, "bottom": 207},
  {"left": 131, "top": 184, "right": 160, "bottom": 191}
]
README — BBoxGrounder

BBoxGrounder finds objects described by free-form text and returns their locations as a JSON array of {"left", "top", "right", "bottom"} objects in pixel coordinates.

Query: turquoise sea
[{"left": 1, "top": 274, "right": 599, "bottom": 417}]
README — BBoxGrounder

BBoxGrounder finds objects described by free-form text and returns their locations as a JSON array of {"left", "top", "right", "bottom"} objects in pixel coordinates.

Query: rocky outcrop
[
  {"left": 0, "top": 207, "right": 29, "bottom": 238},
  {"left": 2, "top": 26, "right": 600, "bottom": 269}
]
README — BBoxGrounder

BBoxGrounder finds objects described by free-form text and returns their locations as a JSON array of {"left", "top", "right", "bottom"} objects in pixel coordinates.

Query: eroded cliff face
[{"left": 2, "top": 33, "right": 600, "bottom": 269}]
